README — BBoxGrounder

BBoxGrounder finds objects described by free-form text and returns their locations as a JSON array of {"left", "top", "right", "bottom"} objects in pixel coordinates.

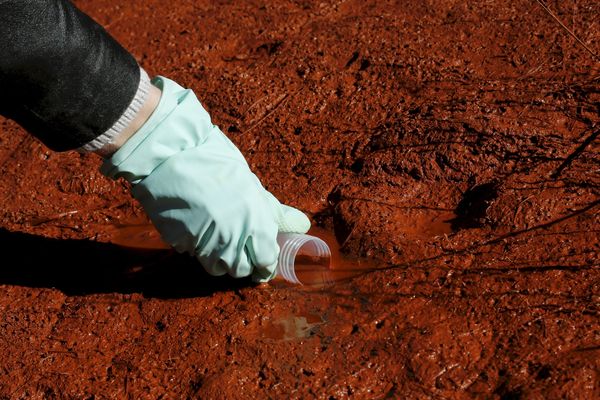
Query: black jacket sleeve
[{"left": 0, "top": 0, "right": 140, "bottom": 151}]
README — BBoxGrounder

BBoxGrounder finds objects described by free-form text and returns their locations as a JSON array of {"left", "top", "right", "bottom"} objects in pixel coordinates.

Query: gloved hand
[{"left": 101, "top": 76, "right": 310, "bottom": 282}]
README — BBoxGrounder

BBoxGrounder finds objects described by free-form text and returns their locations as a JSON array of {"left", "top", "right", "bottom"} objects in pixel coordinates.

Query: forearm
[{"left": 0, "top": 0, "right": 144, "bottom": 152}]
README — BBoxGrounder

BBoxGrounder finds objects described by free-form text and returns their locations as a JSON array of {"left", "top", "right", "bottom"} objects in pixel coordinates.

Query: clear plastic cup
[{"left": 276, "top": 233, "right": 332, "bottom": 286}]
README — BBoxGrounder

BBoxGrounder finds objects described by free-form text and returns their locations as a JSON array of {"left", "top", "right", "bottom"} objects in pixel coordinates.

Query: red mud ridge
[{"left": 0, "top": 0, "right": 598, "bottom": 398}]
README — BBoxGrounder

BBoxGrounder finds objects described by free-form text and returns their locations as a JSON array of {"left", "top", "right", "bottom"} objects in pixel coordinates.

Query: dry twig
[{"left": 534, "top": 0, "right": 600, "bottom": 61}]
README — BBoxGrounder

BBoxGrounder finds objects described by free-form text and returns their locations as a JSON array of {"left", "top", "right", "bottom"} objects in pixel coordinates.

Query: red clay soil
[{"left": 0, "top": 0, "right": 598, "bottom": 398}]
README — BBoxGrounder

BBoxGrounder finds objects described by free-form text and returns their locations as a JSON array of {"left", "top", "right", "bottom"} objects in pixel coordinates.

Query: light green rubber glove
[{"left": 101, "top": 76, "right": 310, "bottom": 282}]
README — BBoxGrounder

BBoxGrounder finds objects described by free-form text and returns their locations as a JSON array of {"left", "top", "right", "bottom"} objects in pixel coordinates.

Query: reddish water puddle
[
  {"left": 287, "top": 212, "right": 456, "bottom": 288},
  {"left": 97, "top": 222, "right": 380, "bottom": 287},
  {"left": 396, "top": 210, "right": 456, "bottom": 237}
]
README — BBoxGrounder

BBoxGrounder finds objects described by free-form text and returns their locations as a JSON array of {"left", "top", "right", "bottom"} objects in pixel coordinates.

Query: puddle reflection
[{"left": 261, "top": 313, "right": 324, "bottom": 341}]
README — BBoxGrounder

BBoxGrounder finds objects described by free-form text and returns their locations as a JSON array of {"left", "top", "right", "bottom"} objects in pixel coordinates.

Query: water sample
[{"left": 276, "top": 233, "right": 332, "bottom": 286}]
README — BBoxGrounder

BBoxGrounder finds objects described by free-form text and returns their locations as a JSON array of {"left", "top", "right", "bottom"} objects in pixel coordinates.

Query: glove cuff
[
  {"left": 100, "top": 76, "right": 214, "bottom": 184},
  {"left": 79, "top": 68, "right": 151, "bottom": 153}
]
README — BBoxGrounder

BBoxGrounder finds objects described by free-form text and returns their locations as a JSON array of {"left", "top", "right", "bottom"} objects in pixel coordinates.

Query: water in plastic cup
[{"left": 276, "top": 233, "right": 332, "bottom": 286}]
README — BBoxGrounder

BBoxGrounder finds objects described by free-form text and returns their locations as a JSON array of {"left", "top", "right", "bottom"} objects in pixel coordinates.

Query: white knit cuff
[{"left": 78, "top": 67, "right": 151, "bottom": 153}]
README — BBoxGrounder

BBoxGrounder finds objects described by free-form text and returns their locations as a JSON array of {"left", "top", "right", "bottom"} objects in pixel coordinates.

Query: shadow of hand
[{"left": 0, "top": 228, "right": 254, "bottom": 298}]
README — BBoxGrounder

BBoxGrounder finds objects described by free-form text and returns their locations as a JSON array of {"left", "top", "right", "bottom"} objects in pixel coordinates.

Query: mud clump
[{"left": 0, "top": 0, "right": 598, "bottom": 398}]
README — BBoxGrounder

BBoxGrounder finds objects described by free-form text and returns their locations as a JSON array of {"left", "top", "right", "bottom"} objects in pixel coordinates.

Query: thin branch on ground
[
  {"left": 550, "top": 125, "right": 599, "bottom": 179},
  {"left": 534, "top": 0, "right": 600, "bottom": 61}
]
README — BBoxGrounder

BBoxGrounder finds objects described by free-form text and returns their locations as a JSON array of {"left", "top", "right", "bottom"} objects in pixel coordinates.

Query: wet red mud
[{"left": 0, "top": 0, "right": 599, "bottom": 398}]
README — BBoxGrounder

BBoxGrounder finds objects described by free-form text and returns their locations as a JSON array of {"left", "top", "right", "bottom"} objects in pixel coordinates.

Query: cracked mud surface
[{"left": 0, "top": 0, "right": 598, "bottom": 398}]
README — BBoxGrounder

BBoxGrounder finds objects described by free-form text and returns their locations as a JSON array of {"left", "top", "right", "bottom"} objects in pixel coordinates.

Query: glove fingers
[
  {"left": 245, "top": 235, "right": 279, "bottom": 275},
  {"left": 197, "top": 255, "right": 229, "bottom": 277},
  {"left": 252, "top": 260, "right": 278, "bottom": 283},
  {"left": 198, "top": 253, "right": 255, "bottom": 279},
  {"left": 279, "top": 204, "right": 311, "bottom": 233},
  {"left": 197, "top": 236, "right": 255, "bottom": 279},
  {"left": 262, "top": 191, "right": 311, "bottom": 233}
]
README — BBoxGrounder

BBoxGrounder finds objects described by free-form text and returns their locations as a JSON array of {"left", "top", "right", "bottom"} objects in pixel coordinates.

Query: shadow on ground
[{"left": 0, "top": 228, "right": 254, "bottom": 298}]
